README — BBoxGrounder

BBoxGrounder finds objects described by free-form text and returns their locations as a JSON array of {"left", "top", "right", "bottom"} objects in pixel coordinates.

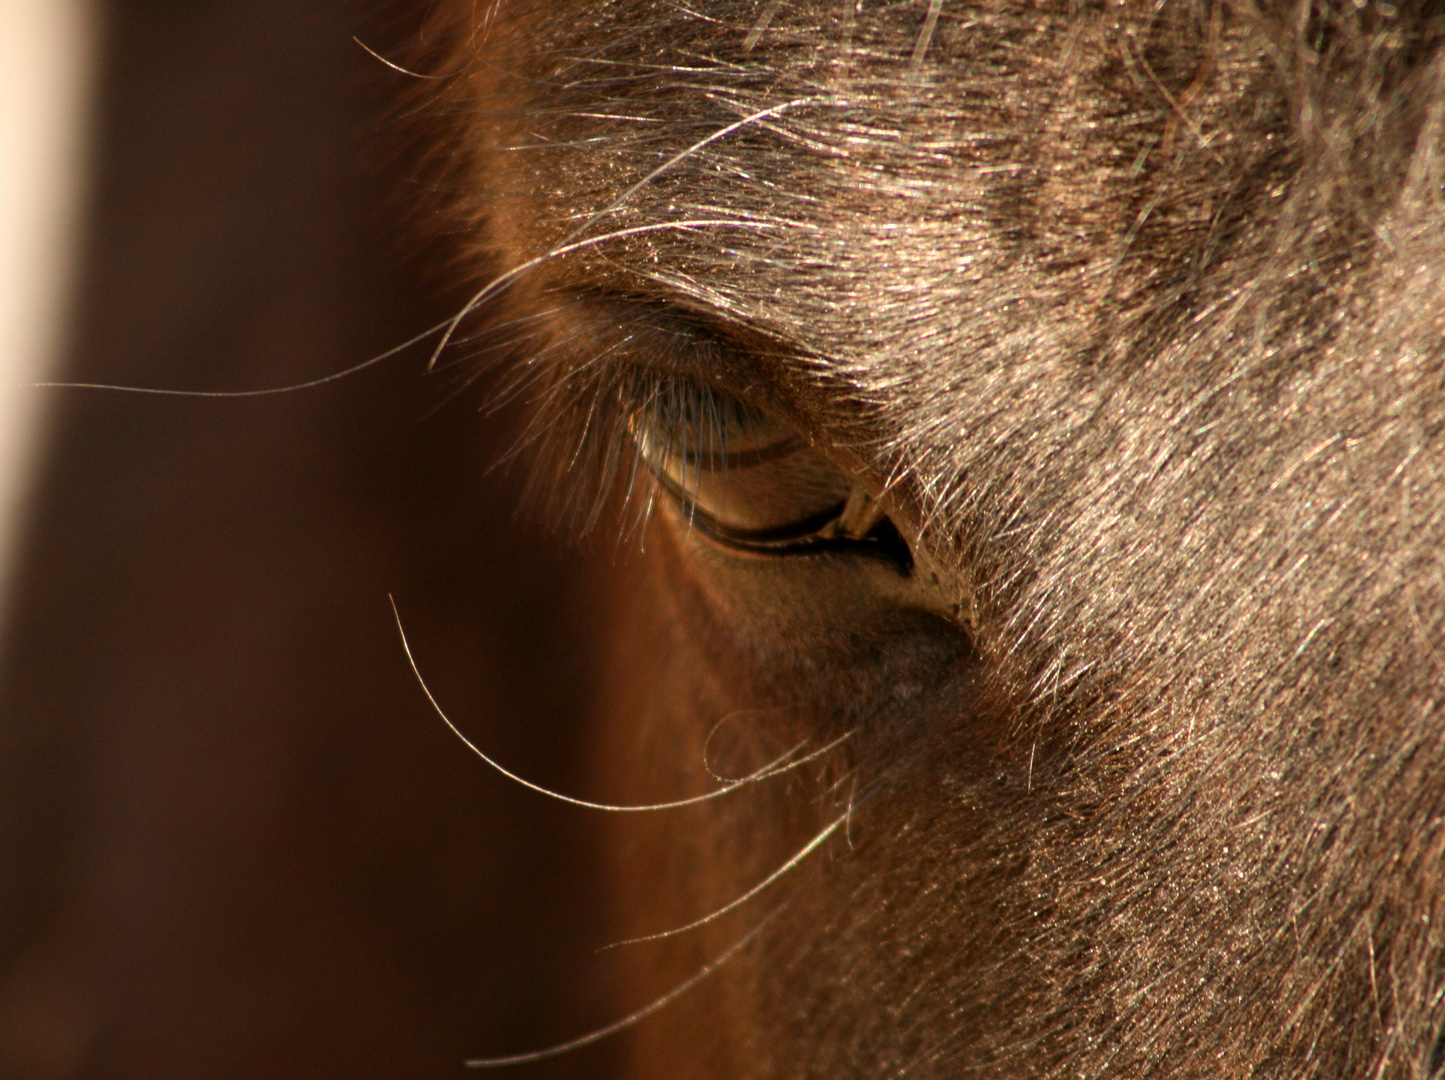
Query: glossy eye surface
[{"left": 630, "top": 380, "right": 893, "bottom": 554}]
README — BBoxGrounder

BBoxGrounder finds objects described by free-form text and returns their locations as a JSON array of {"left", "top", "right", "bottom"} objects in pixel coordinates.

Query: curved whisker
[
  {"left": 25, "top": 317, "right": 449, "bottom": 397},
  {"left": 22, "top": 215, "right": 794, "bottom": 401},
  {"left": 703, "top": 717, "right": 856, "bottom": 785},
  {"left": 392, "top": 597, "right": 848, "bottom": 811},
  {"left": 465, "top": 901, "right": 790, "bottom": 1068},
  {"left": 428, "top": 96, "right": 823, "bottom": 368},
  {"left": 598, "top": 811, "right": 847, "bottom": 951},
  {"left": 425, "top": 216, "right": 788, "bottom": 370},
  {"left": 352, "top": 35, "right": 448, "bottom": 79}
]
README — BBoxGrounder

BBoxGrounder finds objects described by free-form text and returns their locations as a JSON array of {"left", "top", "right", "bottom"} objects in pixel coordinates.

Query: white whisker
[
  {"left": 599, "top": 811, "right": 846, "bottom": 950},
  {"left": 426, "top": 220, "right": 778, "bottom": 372},
  {"left": 352, "top": 35, "right": 447, "bottom": 79},
  {"left": 702, "top": 711, "right": 855, "bottom": 783},
  {"left": 25, "top": 317, "right": 448, "bottom": 397},
  {"left": 392, "top": 597, "right": 847, "bottom": 811},
  {"left": 427, "top": 97, "right": 823, "bottom": 367},
  {"left": 465, "top": 902, "right": 788, "bottom": 1068}
]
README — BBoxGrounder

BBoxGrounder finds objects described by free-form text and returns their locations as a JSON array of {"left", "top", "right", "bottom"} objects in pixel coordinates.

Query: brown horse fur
[{"left": 399, "top": 0, "right": 1445, "bottom": 1076}]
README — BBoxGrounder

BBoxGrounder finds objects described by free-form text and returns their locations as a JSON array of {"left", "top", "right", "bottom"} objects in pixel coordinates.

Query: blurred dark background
[{"left": 0, "top": 1, "right": 622, "bottom": 1076}]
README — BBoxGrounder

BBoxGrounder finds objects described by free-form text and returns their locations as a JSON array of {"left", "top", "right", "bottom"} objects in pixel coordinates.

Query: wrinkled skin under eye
[{"left": 629, "top": 379, "right": 908, "bottom": 564}]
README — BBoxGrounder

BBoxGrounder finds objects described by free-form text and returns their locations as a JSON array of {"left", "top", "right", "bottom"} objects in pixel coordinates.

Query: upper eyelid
[
  {"left": 508, "top": 293, "right": 815, "bottom": 543},
  {"left": 673, "top": 436, "right": 804, "bottom": 470},
  {"left": 547, "top": 290, "right": 786, "bottom": 411},
  {"left": 629, "top": 372, "right": 807, "bottom": 465}
]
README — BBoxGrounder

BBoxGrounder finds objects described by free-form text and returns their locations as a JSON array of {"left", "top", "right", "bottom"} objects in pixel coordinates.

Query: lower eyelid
[{"left": 682, "top": 498, "right": 851, "bottom": 548}]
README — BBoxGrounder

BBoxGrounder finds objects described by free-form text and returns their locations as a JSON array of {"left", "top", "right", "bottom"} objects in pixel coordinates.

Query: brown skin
[{"left": 423, "top": 0, "right": 1445, "bottom": 1076}]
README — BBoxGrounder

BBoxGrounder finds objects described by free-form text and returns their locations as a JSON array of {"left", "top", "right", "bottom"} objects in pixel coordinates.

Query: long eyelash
[{"left": 458, "top": 300, "right": 742, "bottom": 543}]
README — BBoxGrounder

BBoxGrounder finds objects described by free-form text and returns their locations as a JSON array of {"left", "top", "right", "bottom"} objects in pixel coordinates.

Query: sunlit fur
[{"left": 412, "top": 1, "right": 1445, "bottom": 1075}]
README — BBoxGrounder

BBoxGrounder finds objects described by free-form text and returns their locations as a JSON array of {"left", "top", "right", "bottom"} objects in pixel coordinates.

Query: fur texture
[{"left": 416, "top": 1, "right": 1445, "bottom": 1075}]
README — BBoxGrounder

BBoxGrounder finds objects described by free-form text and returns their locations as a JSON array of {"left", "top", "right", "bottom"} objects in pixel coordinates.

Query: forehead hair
[
  {"left": 432, "top": 0, "right": 1445, "bottom": 729},
  {"left": 461, "top": 0, "right": 1439, "bottom": 373},
  {"left": 451, "top": 3, "right": 1441, "bottom": 483}
]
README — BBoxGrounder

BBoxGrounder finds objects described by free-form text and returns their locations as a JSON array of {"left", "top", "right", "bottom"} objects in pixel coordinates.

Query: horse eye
[{"left": 630, "top": 385, "right": 860, "bottom": 548}]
